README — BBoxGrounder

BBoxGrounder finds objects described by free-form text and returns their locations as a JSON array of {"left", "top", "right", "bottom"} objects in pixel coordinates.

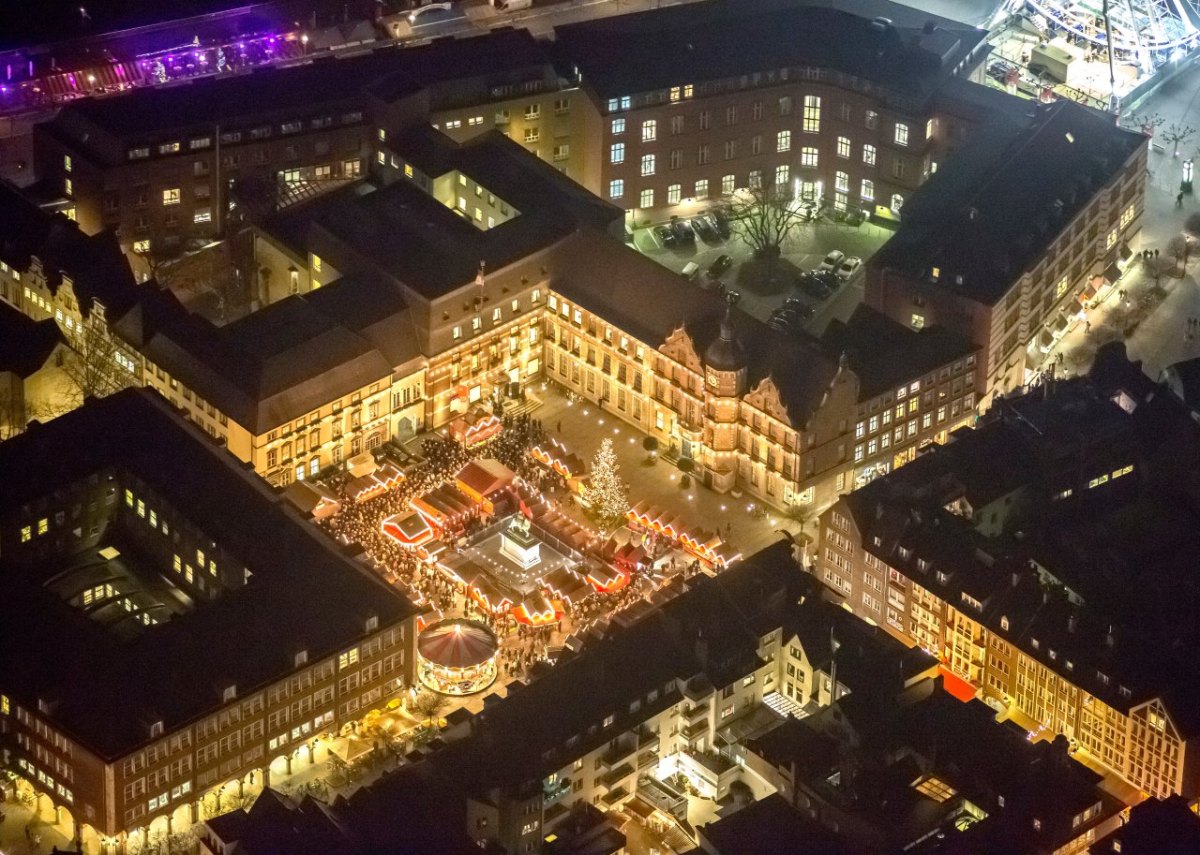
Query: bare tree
[
  {"left": 1120, "top": 110, "right": 1163, "bottom": 137},
  {"left": 412, "top": 690, "right": 448, "bottom": 728},
  {"left": 1162, "top": 122, "right": 1196, "bottom": 157},
  {"left": 61, "top": 317, "right": 136, "bottom": 401},
  {"left": 725, "top": 183, "right": 805, "bottom": 263}
]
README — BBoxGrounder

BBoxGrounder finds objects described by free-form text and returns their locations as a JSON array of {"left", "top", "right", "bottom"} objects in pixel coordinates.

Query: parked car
[
  {"left": 767, "top": 315, "right": 791, "bottom": 332},
  {"left": 796, "top": 200, "right": 819, "bottom": 221},
  {"left": 707, "top": 254, "right": 734, "bottom": 280},
  {"left": 816, "top": 250, "right": 845, "bottom": 273},
  {"left": 844, "top": 207, "right": 866, "bottom": 227},
  {"left": 692, "top": 215, "right": 719, "bottom": 242},
  {"left": 670, "top": 217, "right": 696, "bottom": 244},
  {"left": 681, "top": 261, "right": 701, "bottom": 281},
  {"left": 836, "top": 256, "right": 863, "bottom": 281},
  {"left": 782, "top": 297, "right": 814, "bottom": 318},
  {"left": 797, "top": 270, "right": 836, "bottom": 300},
  {"left": 653, "top": 225, "right": 676, "bottom": 248},
  {"left": 710, "top": 208, "right": 733, "bottom": 238},
  {"left": 987, "top": 60, "right": 1014, "bottom": 82}
]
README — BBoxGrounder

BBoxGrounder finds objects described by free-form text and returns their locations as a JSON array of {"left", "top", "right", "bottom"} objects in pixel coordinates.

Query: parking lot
[{"left": 631, "top": 207, "right": 893, "bottom": 336}]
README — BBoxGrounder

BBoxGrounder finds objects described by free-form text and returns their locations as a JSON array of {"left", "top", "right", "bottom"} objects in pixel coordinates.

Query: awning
[
  {"left": 1038, "top": 329, "right": 1054, "bottom": 351},
  {"left": 1102, "top": 262, "right": 1122, "bottom": 285},
  {"left": 1053, "top": 314, "right": 1069, "bottom": 333},
  {"left": 1119, "top": 242, "right": 1133, "bottom": 263}
]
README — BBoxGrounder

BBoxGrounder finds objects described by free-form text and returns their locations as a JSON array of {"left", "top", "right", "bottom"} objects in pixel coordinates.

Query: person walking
[{"left": 1178, "top": 191, "right": 1185, "bottom": 208}]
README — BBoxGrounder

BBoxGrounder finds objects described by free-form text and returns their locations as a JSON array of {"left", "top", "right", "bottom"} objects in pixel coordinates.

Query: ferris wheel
[{"left": 1016, "top": 0, "right": 1200, "bottom": 63}]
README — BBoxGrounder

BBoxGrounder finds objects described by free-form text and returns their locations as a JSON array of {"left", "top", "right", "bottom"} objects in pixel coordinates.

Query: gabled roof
[{"left": 0, "top": 300, "right": 65, "bottom": 379}]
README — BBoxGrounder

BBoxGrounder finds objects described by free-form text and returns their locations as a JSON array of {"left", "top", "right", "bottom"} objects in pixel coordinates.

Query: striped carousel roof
[{"left": 417, "top": 619, "right": 499, "bottom": 669}]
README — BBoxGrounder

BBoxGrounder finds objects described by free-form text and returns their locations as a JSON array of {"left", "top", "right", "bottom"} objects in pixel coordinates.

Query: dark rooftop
[
  {"left": 872, "top": 100, "right": 1145, "bottom": 305},
  {"left": 45, "top": 28, "right": 548, "bottom": 144},
  {"left": 552, "top": 0, "right": 986, "bottom": 108},
  {"left": 698, "top": 793, "right": 848, "bottom": 855},
  {"left": 0, "top": 300, "right": 65, "bottom": 379},
  {"left": 821, "top": 305, "right": 977, "bottom": 399},
  {"left": 0, "top": 389, "right": 416, "bottom": 759}
]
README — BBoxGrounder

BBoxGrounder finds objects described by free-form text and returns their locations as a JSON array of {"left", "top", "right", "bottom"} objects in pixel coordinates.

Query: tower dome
[{"left": 704, "top": 291, "right": 747, "bottom": 372}]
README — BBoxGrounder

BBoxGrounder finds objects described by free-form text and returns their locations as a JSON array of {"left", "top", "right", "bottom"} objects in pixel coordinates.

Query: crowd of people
[{"left": 315, "top": 413, "right": 715, "bottom": 689}]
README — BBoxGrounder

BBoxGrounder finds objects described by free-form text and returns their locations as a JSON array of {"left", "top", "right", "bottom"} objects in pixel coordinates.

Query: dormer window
[
  {"left": 222, "top": 684, "right": 237, "bottom": 702},
  {"left": 365, "top": 615, "right": 379, "bottom": 632},
  {"left": 294, "top": 650, "right": 308, "bottom": 667},
  {"left": 1000, "top": 616, "right": 1009, "bottom": 631},
  {"left": 150, "top": 720, "right": 164, "bottom": 738}
]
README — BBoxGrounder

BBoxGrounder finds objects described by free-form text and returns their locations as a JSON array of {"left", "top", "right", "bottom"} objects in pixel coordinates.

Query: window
[
  {"left": 669, "top": 148, "right": 683, "bottom": 169},
  {"left": 63, "top": 155, "right": 72, "bottom": 173},
  {"left": 721, "top": 174, "right": 735, "bottom": 195},
  {"left": 523, "top": 127, "right": 539, "bottom": 143},
  {"left": 64, "top": 178, "right": 73, "bottom": 196},
  {"left": 803, "top": 95, "right": 821, "bottom": 133},
  {"left": 641, "top": 120, "right": 657, "bottom": 142},
  {"left": 162, "top": 188, "right": 180, "bottom": 206},
  {"left": 749, "top": 169, "right": 762, "bottom": 189},
  {"left": 774, "top": 164, "right": 789, "bottom": 186},
  {"left": 671, "top": 115, "right": 684, "bottom": 135},
  {"left": 640, "top": 154, "right": 656, "bottom": 176},
  {"left": 553, "top": 144, "right": 570, "bottom": 161},
  {"left": 697, "top": 143, "right": 709, "bottom": 165},
  {"left": 610, "top": 143, "right": 625, "bottom": 164},
  {"left": 524, "top": 104, "right": 540, "bottom": 120},
  {"left": 612, "top": 118, "right": 625, "bottom": 135},
  {"left": 863, "top": 144, "right": 877, "bottom": 167},
  {"left": 861, "top": 179, "right": 874, "bottom": 201},
  {"left": 639, "top": 188, "right": 654, "bottom": 208},
  {"left": 895, "top": 123, "right": 910, "bottom": 146},
  {"left": 699, "top": 110, "right": 710, "bottom": 130},
  {"left": 925, "top": 118, "right": 935, "bottom": 139},
  {"left": 777, "top": 130, "right": 791, "bottom": 153},
  {"left": 667, "top": 184, "right": 682, "bottom": 204},
  {"left": 891, "top": 194, "right": 905, "bottom": 213},
  {"left": 193, "top": 209, "right": 212, "bottom": 224},
  {"left": 723, "top": 140, "right": 737, "bottom": 160},
  {"left": 892, "top": 158, "right": 906, "bottom": 180},
  {"left": 836, "top": 136, "right": 850, "bottom": 159},
  {"left": 694, "top": 178, "right": 709, "bottom": 199},
  {"left": 835, "top": 171, "right": 849, "bottom": 193},
  {"left": 865, "top": 110, "right": 878, "bottom": 130},
  {"left": 725, "top": 105, "right": 737, "bottom": 125},
  {"left": 159, "top": 141, "right": 181, "bottom": 154},
  {"left": 608, "top": 179, "right": 624, "bottom": 200},
  {"left": 800, "top": 147, "right": 818, "bottom": 168},
  {"left": 751, "top": 135, "right": 762, "bottom": 155}
]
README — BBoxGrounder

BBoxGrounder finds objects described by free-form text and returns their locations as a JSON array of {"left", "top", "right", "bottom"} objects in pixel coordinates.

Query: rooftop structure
[{"left": 553, "top": 0, "right": 988, "bottom": 110}]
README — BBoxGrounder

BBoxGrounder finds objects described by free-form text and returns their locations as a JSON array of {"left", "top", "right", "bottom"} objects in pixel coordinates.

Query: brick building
[{"left": 553, "top": 0, "right": 990, "bottom": 220}]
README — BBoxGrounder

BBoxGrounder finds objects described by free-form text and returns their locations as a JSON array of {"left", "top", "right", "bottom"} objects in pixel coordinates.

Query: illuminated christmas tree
[{"left": 585, "top": 437, "right": 629, "bottom": 530}]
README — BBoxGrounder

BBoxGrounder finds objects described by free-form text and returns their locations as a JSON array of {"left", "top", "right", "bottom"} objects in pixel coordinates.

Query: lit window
[
  {"left": 162, "top": 188, "right": 180, "bottom": 206},
  {"left": 642, "top": 120, "right": 657, "bottom": 142},
  {"left": 721, "top": 174, "right": 735, "bottom": 195},
  {"left": 895, "top": 123, "right": 910, "bottom": 146},
  {"left": 20, "top": 526, "right": 31, "bottom": 543},
  {"left": 63, "top": 155, "right": 72, "bottom": 173},
  {"left": 667, "top": 184, "right": 681, "bottom": 204},
  {"left": 802, "top": 95, "right": 821, "bottom": 133},
  {"left": 610, "top": 143, "right": 625, "bottom": 164},
  {"left": 890, "top": 194, "right": 904, "bottom": 213},
  {"left": 863, "top": 144, "right": 876, "bottom": 166},
  {"left": 776, "top": 130, "right": 791, "bottom": 152},
  {"left": 774, "top": 165, "right": 789, "bottom": 186},
  {"left": 608, "top": 179, "right": 624, "bottom": 199},
  {"left": 800, "top": 147, "right": 818, "bottom": 168},
  {"left": 861, "top": 179, "right": 874, "bottom": 201},
  {"left": 640, "top": 154, "right": 656, "bottom": 176},
  {"left": 639, "top": 188, "right": 654, "bottom": 208},
  {"left": 836, "top": 136, "right": 850, "bottom": 159},
  {"left": 338, "top": 648, "right": 360, "bottom": 669},
  {"left": 694, "top": 178, "right": 709, "bottom": 200},
  {"left": 611, "top": 118, "right": 625, "bottom": 135}
]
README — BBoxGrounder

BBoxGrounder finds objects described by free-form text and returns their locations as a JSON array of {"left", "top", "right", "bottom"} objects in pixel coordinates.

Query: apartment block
[
  {"left": 0, "top": 390, "right": 418, "bottom": 850},
  {"left": 815, "top": 347, "right": 1200, "bottom": 799}
]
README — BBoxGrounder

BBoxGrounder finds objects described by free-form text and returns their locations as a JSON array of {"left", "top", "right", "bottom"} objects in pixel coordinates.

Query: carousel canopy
[{"left": 417, "top": 619, "right": 499, "bottom": 669}]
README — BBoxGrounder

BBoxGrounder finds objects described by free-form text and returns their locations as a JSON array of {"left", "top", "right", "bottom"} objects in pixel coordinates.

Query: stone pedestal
[{"left": 500, "top": 526, "right": 541, "bottom": 570}]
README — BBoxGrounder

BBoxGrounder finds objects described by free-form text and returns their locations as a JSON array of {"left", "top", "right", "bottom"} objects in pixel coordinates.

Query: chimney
[
  {"left": 1067, "top": 614, "right": 1077, "bottom": 633},
  {"left": 1011, "top": 571, "right": 1020, "bottom": 588},
  {"left": 1105, "top": 626, "right": 1115, "bottom": 648}
]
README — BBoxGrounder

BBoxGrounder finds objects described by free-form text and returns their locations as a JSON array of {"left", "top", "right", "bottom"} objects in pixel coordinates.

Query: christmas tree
[{"left": 585, "top": 437, "right": 629, "bottom": 530}]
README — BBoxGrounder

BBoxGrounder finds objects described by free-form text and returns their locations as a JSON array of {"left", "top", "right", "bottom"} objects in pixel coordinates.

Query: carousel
[{"left": 416, "top": 618, "right": 500, "bottom": 696}]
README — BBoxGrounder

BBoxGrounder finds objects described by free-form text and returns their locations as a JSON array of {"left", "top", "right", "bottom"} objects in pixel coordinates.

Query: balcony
[
  {"left": 637, "top": 750, "right": 659, "bottom": 771},
  {"left": 683, "top": 719, "right": 709, "bottom": 741},
  {"left": 599, "top": 785, "right": 629, "bottom": 808},
  {"left": 685, "top": 703, "right": 709, "bottom": 724},
  {"left": 638, "top": 728, "right": 660, "bottom": 752},
  {"left": 598, "top": 762, "right": 636, "bottom": 790},
  {"left": 600, "top": 738, "right": 637, "bottom": 771}
]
